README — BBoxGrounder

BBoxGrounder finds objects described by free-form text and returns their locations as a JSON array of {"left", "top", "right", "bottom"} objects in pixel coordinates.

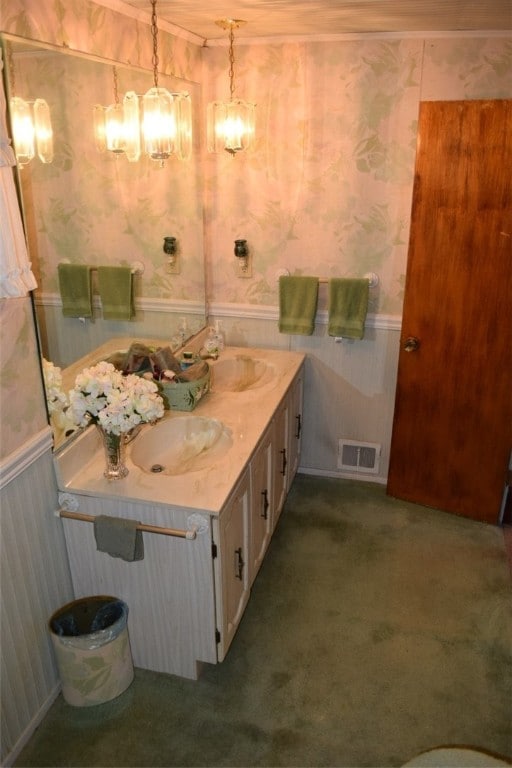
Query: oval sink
[
  {"left": 211, "top": 356, "right": 274, "bottom": 393},
  {"left": 131, "top": 416, "right": 232, "bottom": 476}
]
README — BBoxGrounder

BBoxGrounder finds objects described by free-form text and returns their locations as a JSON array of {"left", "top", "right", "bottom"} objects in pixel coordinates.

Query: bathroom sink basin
[
  {"left": 130, "top": 416, "right": 232, "bottom": 476},
  {"left": 211, "top": 356, "right": 274, "bottom": 393}
]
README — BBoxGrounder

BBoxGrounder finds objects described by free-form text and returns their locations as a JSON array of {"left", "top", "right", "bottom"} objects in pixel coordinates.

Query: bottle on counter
[{"left": 213, "top": 320, "right": 225, "bottom": 351}]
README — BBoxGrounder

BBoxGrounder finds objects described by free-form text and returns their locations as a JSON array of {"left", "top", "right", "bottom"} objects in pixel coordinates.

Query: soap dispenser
[
  {"left": 204, "top": 326, "right": 219, "bottom": 357},
  {"left": 178, "top": 317, "right": 188, "bottom": 345},
  {"left": 213, "top": 320, "right": 225, "bottom": 351}
]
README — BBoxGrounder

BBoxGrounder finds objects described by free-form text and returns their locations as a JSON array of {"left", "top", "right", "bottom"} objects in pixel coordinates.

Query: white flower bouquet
[
  {"left": 42, "top": 358, "right": 68, "bottom": 415},
  {"left": 69, "top": 361, "right": 165, "bottom": 436},
  {"left": 42, "top": 359, "right": 78, "bottom": 440}
]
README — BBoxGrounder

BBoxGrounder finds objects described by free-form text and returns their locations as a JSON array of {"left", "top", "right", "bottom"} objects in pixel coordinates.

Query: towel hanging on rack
[
  {"left": 328, "top": 278, "right": 369, "bottom": 339},
  {"left": 278, "top": 275, "right": 319, "bottom": 335},
  {"left": 97, "top": 266, "right": 135, "bottom": 321},
  {"left": 93, "top": 515, "right": 144, "bottom": 562},
  {"left": 57, "top": 263, "right": 93, "bottom": 318}
]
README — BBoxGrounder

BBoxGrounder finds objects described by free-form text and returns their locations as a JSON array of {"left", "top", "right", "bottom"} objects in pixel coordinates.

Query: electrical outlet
[
  {"left": 166, "top": 256, "right": 180, "bottom": 275},
  {"left": 235, "top": 257, "right": 252, "bottom": 278}
]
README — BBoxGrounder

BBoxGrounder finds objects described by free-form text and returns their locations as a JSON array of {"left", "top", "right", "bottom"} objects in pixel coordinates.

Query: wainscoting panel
[
  {"left": 208, "top": 312, "right": 401, "bottom": 483},
  {"left": 0, "top": 449, "right": 73, "bottom": 766}
]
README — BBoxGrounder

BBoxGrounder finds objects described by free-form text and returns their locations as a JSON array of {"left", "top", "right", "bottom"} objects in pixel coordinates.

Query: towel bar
[
  {"left": 275, "top": 270, "right": 378, "bottom": 288},
  {"left": 59, "top": 261, "right": 144, "bottom": 275},
  {"left": 319, "top": 272, "right": 378, "bottom": 287},
  {"left": 93, "top": 261, "right": 144, "bottom": 275},
  {"left": 57, "top": 509, "right": 197, "bottom": 540}
]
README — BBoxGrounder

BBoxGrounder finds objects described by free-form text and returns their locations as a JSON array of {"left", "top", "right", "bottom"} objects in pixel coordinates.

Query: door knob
[{"left": 403, "top": 336, "right": 420, "bottom": 352}]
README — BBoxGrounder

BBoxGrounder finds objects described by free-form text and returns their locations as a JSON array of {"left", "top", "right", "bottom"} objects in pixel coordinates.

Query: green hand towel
[
  {"left": 328, "top": 278, "right": 369, "bottom": 339},
  {"left": 97, "top": 266, "right": 135, "bottom": 321},
  {"left": 278, "top": 276, "right": 319, "bottom": 335},
  {"left": 57, "top": 263, "right": 92, "bottom": 318}
]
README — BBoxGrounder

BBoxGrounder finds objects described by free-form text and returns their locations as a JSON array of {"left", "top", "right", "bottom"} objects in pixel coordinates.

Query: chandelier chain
[
  {"left": 112, "top": 66, "right": 119, "bottom": 104},
  {"left": 7, "top": 43, "right": 16, "bottom": 95},
  {"left": 228, "top": 26, "right": 235, "bottom": 101},
  {"left": 151, "top": 0, "right": 159, "bottom": 88}
]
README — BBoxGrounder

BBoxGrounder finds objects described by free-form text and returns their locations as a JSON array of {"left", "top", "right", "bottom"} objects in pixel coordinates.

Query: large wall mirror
[{"left": 1, "top": 32, "right": 207, "bottom": 406}]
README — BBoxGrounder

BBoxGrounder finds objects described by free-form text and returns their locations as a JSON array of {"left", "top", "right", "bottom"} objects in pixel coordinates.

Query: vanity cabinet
[
  {"left": 248, "top": 425, "right": 273, "bottom": 585},
  {"left": 272, "top": 397, "right": 289, "bottom": 529},
  {"left": 212, "top": 469, "right": 250, "bottom": 662},
  {"left": 214, "top": 367, "right": 303, "bottom": 662},
  {"left": 57, "top": 349, "right": 304, "bottom": 680},
  {"left": 287, "top": 372, "right": 304, "bottom": 491}
]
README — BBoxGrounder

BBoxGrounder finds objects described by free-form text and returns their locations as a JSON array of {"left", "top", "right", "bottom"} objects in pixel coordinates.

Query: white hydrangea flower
[
  {"left": 42, "top": 358, "right": 68, "bottom": 414},
  {"left": 69, "top": 361, "right": 164, "bottom": 435}
]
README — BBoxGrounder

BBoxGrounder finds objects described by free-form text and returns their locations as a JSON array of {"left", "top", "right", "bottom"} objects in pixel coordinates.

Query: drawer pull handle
[
  {"left": 235, "top": 547, "right": 244, "bottom": 580},
  {"left": 261, "top": 489, "right": 269, "bottom": 519}
]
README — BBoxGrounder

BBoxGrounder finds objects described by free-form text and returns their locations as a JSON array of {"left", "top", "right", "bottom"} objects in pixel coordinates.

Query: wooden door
[{"left": 387, "top": 100, "right": 512, "bottom": 525}]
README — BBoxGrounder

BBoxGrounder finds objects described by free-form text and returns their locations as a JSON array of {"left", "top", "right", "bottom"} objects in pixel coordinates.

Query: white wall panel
[
  {"left": 0, "top": 450, "right": 73, "bottom": 766},
  {"left": 209, "top": 313, "right": 400, "bottom": 482}
]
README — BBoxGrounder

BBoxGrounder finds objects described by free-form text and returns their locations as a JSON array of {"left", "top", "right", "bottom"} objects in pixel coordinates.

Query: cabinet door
[
  {"left": 249, "top": 425, "right": 273, "bottom": 585},
  {"left": 214, "top": 471, "right": 250, "bottom": 662},
  {"left": 287, "top": 369, "right": 304, "bottom": 491},
  {"left": 272, "top": 398, "right": 289, "bottom": 529}
]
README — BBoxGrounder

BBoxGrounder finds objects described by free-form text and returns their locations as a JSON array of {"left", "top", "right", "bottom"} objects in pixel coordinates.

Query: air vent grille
[{"left": 337, "top": 439, "right": 381, "bottom": 474}]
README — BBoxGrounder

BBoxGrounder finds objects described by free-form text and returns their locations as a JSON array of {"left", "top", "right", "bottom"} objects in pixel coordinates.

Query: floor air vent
[{"left": 337, "top": 439, "right": 381, "bottom": 474}]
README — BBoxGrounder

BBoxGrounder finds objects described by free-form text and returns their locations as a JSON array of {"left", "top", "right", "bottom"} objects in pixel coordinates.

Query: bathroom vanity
[{"left": 54, "top": 343, "right": 304, "bottom": 679}]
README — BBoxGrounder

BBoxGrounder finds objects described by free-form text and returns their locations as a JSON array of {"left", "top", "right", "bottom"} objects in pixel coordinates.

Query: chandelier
[
  {"left": 207, "top": 19, "right": 255, "bottom": 155},
  {"left": 8, "top": 44, "right": 53, "bottom": 167},
  {"left": 93, "top": 0, "right": 192, "bottom": 165}
]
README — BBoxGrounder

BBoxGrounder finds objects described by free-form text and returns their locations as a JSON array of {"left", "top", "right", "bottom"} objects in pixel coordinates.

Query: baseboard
[{"left": 2, "top": 683, "right": 61, "bottom": 768}]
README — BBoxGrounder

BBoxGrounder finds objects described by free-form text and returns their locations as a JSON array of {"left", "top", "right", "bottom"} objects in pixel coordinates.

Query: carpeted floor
[{"left": 15, "top": 475, "right": 512, "bottom": 767}]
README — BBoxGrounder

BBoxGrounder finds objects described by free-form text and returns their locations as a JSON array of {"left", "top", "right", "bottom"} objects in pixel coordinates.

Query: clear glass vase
[{"left": 96, "top": 426, "right": 129, "bottom": 480}]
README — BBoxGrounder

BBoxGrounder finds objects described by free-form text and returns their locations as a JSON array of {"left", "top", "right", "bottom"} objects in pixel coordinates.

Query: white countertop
[{"left": 54, "top": 345, "right": 305, "bottom": 515}]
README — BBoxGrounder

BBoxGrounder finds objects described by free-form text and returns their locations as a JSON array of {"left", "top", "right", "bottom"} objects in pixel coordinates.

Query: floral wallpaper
[
  {"left": 2, "top": 0, "right": 202, "bottom": 81},
  {"left": 202, "top": 36, "right": 511, "bottom": 314},
  {"left": 0, "top": 297, "right": 48, "bottom": 458}
]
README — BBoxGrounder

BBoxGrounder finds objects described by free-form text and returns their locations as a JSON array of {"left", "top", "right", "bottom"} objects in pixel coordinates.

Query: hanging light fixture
[
  {"left": 142, "top": 0, "right": 192, "bottom": 164},
  {"left": 105, "top": 67, "right": 127, "bottom": 154},
  {"left": 123, "top": 90, "right": 142, "bottom": 162},
  {"left": 93, "top": 68, "right": 141, "bottom": 162},
  {"left": 8, "top": 45, "right": 54, "bottom": 167},
  {"left": 207, "top": 19, "right": 255, "bottom": 155},
  {"left": 91, "top": 0, "right": 191, "bottom": 164}
]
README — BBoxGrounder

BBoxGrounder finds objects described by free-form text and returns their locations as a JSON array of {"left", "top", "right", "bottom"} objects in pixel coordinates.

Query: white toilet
[{"left": 403, "top": 747, "right": 511, "bottom": 767}]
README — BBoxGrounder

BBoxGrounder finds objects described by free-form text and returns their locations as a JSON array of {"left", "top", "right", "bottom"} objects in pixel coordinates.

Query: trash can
[{"left": 49, "top": 595, "right": 134, "bottom": 707}]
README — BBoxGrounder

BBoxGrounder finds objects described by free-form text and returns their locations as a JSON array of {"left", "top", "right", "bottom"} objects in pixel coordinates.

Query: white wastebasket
[{"left": 49, "top": 595, "right": 134, "bottom": 707}]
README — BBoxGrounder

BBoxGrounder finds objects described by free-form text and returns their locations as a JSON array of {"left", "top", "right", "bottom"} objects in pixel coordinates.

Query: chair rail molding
[{"left": 0, "top": 426, "right": 53, "bottom": 489}]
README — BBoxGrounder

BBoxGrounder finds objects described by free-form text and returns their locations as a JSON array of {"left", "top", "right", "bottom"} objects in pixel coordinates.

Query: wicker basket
[{"left": 157, "top": 366, "right": 210, "bottom": 411}]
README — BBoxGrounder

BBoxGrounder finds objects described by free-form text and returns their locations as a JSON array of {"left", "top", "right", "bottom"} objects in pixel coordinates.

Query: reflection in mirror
[{"left": 1, "top": 34, "right": 207, "bottom": 449}]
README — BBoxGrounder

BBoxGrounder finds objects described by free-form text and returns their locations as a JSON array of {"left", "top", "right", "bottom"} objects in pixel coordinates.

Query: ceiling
[{"left": 118, "top": 0, "right": 512, "bottom": 42}]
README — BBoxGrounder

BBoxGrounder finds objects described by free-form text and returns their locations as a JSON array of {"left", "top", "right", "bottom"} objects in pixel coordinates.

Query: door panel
[{"left": 387, "top": 100, "right": 512, "bottom": 524}]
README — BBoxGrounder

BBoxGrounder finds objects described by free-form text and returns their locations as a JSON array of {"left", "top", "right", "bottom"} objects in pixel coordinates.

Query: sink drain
[{"left": 150, "top": 464, "right": 165, "bottom": 473}]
